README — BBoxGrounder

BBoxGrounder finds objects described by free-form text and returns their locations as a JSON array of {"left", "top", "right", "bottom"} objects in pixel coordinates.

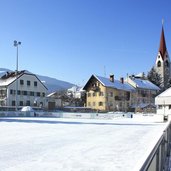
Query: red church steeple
[{"left": 159, "top": 25, "right": 167, "bottom": 60}]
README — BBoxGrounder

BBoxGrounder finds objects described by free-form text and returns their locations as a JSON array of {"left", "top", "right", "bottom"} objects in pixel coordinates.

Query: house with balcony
[
  {"left": 83, "top": 74, "right": 135, "bottom": 112},
  {"left": 0, "top": 70, "right": 48, "bottom": 110}
]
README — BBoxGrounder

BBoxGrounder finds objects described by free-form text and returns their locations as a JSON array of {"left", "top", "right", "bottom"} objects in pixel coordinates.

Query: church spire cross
[{"left": 162, "top": 19, "right": 164, "bottom": 26}]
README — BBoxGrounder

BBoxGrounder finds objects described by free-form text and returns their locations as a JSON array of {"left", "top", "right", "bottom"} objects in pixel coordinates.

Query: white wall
[
  {"left": 156, "top": 105, "right": 171, "bottom": 115},
  {"left": 7, "top": 73, "right": 47, "bottom": 107}
]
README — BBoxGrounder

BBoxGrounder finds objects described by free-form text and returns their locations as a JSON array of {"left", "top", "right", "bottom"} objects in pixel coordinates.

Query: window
[
  {"left": 158, "top": 105, "right": 162, "bottom": 109},
  {"left": 110, "top": 92, "right": 113, "bottom": 97},
  {"left": 34, "top": 81, "right": 37, "bottom": 87},
  {"left": 30, "top": 91, "right": 34, "bottom": 96},
  {"left": 27, "top": 80, "right": 31, "bottom": 86},
  {"left": 12, "top": 101, "right": 15, "bottom": 106},
  {"left": 93, "top": 102, "right": 96, "bottom": 106},
  {"left": 169, "top": 105, "right": 171, "bottom": 109},
  {"left": 99, "top": 92, "right": 104, "bottom": 96},
  {"left": 99, "top": 102, "right": 103, "bottom": 106},
  {"left": 10, "top": 89, "right": 13, "bottom": 95},
  {"left": 24, "top": 91, "right": 27, "bottom": 95},
  {"left": 165, "top": 60, "right": 169, "bottom": 67},
  {"left": 92, "top": 83, "right": 97, "bottom": 87},
  {"left": 20, "top": 101, "right": 23, "bottom": 106},
  {"left": 17, "top": 90, "right": 21, "bottom": 95},
  {"left": 26, "top": 100, "right": 30, "bottom": 106},
  {"left": 157, "top": 61, "right": 161, "bottom": 67},
  {"left": 93, "top": 92, "right": 96, "bottom": 97},
  {"left": 88, "top": 93, "right": 91, "bottom": 97},
  {"left": 42, "top": 92, "right": 45, "bottom": 97},
  {"left": 37, "top": 92, "right": 40, "bottom": 97},
  {"left": 20, "top": 80, "right": 24, "bottom": 85},
  {"left": 88, "top": 102, "right": 91, "bottom": 106}
]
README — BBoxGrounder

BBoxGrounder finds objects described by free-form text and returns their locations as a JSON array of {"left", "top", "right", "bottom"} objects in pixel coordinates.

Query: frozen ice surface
[{"left": 0, "top": 117, "right": 168, "bottom": 171}]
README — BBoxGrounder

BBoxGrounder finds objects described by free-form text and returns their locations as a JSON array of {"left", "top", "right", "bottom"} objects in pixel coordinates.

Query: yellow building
[{"left": 83, "top": 74, "right": 135, "bottom": 112}]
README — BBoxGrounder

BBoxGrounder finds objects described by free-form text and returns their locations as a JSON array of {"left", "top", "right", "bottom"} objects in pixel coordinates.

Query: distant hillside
[
  {"left": 37, "top": 75, "right": 74, "bottom": 93},
  {"left": 0, "top": 68, "right": 74, "bottom": 93}
]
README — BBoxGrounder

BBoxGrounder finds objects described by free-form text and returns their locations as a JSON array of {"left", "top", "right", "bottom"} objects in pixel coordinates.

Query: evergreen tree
[{"left": 147, "top": 67, "right": 162, "bottom": 88}]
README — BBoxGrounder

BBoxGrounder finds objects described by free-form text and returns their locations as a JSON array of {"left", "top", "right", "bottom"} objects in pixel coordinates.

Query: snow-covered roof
[
  {"left": 94, "top": 75, "right": 135, "bottom": 91},
  {"left": 0, "top": 70, "right": 47, "bottom": 90},
  {"left": 132, "top": 78, "right": 160, "bottom": 90},
  {"left": 0, "top": 76, "right": 16, "bottom": 86},
  {"left": 156, "top": 87, "right": 171, "bottom": 97},
  {"left": 47, "top": 92, "right": 56, "bottom": 97},
  {"left": 0, "top": 70, "right": 27, "bottom": 86},
  {"left": 135, "top": 72, "right": 144, "bottom": 78}
]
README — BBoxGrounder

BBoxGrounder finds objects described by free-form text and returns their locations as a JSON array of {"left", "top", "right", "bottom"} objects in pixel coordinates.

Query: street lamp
[{"left": 14, "top": 40, "right": 21, "bottom": 111}]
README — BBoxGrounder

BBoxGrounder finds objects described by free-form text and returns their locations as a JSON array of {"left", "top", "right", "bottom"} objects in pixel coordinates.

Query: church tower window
[
  {"left": 165, "top": 60, "right": 169, "bottom": 67},
  {"left": 157, "top": 61, "right": 161, "bottom": 67}
]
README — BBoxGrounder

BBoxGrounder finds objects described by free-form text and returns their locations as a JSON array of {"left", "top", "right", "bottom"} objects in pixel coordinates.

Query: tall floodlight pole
[{"left": 14, "top": 40, "right": 21, "bottom": 111}]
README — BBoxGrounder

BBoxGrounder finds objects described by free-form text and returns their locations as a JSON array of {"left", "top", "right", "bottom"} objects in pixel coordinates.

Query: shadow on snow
[{"left": 0, "top": 117, "right": 158, "bottom": 126}]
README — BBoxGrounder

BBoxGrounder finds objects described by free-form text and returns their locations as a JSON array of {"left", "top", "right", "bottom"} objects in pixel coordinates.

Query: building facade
[
  {"left": 83, "top": 74, "right": 135, "bottom": 112},
  {"left": 0, "top": 70, "right": 48, "bottom": 109},
  {"left": 154, "top": 25, "right": 171, "bottom": 88},
  {"left": 125, "top": 75, "right": 160, "bottom": 112}
]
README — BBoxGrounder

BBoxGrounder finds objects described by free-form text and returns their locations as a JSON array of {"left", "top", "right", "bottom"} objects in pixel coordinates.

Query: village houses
[
  {"left": 83, "top": 74, "right": 160, "bottom": 112},
  {"left": 0, "top": 24, "right": 170, "bottom": 113}
]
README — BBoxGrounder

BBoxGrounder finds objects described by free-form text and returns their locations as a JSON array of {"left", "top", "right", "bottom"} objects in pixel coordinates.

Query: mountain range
[{"left": 0, "top": 68, "right": 74, "bottom": 93}]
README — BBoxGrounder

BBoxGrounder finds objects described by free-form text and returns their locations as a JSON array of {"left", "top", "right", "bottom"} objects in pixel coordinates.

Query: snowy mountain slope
[
  {"left": 0, "top": 68, "right": 74, "bottom": 92},
  {"left": 37, "top": 75, "right": 74, "bottom": 92}
]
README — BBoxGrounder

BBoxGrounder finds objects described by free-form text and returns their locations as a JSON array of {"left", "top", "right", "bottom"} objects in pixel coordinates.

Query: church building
[{"left": 154, "top": 24, "right": 171, "bottom": 88}]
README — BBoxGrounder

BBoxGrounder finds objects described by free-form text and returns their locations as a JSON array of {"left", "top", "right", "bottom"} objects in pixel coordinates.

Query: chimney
[
  {"left": 109, "top": 74, "right": 114, "bottom": 82},
  {"left": 120, "top": 77, "right": 124, "bottom": 84}
]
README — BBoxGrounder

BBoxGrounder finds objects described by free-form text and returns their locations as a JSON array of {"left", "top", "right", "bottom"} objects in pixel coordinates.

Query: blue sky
[{"left": 0, "top": 0, "right": 171, "bottom": 85}]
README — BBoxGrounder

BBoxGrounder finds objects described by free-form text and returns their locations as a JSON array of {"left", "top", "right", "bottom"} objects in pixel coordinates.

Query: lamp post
[{"left": 14, "top": 40, "right": 21, "bottom": 111}]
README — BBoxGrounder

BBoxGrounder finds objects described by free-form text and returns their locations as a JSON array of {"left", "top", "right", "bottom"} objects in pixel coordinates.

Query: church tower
[{"left": 154, "top": 23, "right": 171, "bottom": 88}]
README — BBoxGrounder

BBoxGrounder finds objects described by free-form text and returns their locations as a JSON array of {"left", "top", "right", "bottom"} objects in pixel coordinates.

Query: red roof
[{"left": 159, "top": 26, "right": 167, "bottom": 59}]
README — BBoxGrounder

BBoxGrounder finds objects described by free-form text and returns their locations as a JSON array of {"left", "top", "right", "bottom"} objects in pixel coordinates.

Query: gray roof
[
  {"left": 133, "top": 78, "right": 160, "bottom": 90},
  {"left": 94, "top": 75, "right": 135, "bottom": 91}
]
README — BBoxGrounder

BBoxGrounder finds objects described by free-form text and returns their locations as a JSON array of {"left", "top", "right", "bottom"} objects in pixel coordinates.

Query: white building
[
  {"left": 67, "top": 85, "right": 85, "bottom": 99},
  {"left": 0, "top": 70, "right": 48, "bottom": 109},
  {"left": 155, "top": 87, "right": 171, "bottom": 116}
]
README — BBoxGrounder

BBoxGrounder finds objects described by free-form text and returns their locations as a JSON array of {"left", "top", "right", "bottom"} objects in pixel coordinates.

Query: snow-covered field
[{"left": 0, "top": 117, "right": 168, "bottom": 171}]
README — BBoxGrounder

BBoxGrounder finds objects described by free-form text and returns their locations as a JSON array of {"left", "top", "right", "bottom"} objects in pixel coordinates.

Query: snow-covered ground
[{"left": 0, "top": 117, "right": 168, "bottom": 171}]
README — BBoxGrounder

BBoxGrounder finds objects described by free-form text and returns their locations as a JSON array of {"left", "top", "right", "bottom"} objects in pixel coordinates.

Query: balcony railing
[
  {"left": 115, "top": 96, "right": 130, "bottom": 101},
  {"left": 91, "top": 86, "right": 99, "bottom": 92},
  {"left": 139, "top": 121, "right": 171, "bottom": 171}
]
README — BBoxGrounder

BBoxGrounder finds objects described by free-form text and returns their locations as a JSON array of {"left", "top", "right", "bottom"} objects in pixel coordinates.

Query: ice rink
[{"left": 0, "top": 117, "right": 168, "bottom": 171}]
